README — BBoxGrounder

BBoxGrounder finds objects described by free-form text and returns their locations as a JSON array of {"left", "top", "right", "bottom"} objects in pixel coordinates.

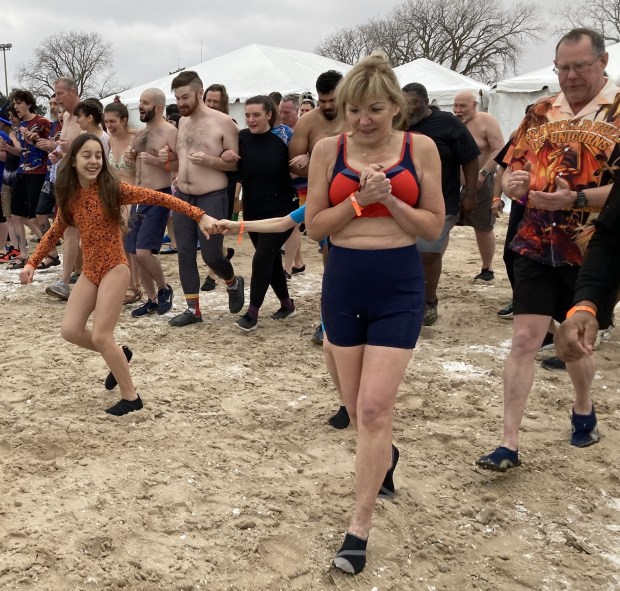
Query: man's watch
[
  {"left": 479, "top": 169, "right": 490, "bottom": 178},
  {"left": 573, "top": 190, "right": 588, "bottom": 209}
]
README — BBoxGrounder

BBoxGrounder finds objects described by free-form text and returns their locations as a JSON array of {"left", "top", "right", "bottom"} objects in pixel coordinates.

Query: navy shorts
[
  {"left": 322, "top": 244, "right": 425, "bottom": 349},
  {"left": 125, "top": 187, "right": 171, "bottom": 254}
]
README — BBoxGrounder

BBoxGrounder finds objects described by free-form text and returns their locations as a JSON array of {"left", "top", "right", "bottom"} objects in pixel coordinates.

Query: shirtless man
[
  {"left": 289, "top": 70, "right": 343, "bottom": 178},
  {"left": 453, "top": 91, "right": 505, "bottom": 283},
  {"left": 161, "top": 70, "right": 244, "bottom": 327},
  {"left": 289, "top": 70, "right": 349, "bottom": 429},
  {"left": 45, "top": 77, "right": 82, "bottom": 301},
  {"left": 125, "top": 89, "right": 176, "bottom": 319},
  {"left": 200, "top": 83, "right": 238, "bottom": 291}
]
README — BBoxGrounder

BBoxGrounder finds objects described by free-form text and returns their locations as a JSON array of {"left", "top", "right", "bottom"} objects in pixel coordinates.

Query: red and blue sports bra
[{"left": 328, "top": 132, "right": 420, "bottom": 217}]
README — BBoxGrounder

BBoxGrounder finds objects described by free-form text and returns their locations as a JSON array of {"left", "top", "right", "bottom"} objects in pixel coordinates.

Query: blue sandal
[{"left": 475, "top": 446, "right": 521, "bottom": 472}]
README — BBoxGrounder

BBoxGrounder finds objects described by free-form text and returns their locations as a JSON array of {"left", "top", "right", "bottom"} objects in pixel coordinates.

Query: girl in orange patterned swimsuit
[{"left": 21, "top": 134, "right": 217, "bottom": 416}]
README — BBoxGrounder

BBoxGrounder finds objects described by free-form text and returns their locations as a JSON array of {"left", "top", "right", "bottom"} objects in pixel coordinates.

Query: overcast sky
[{"left": 3, "top": 0, "right": 567, "bottom": 94}]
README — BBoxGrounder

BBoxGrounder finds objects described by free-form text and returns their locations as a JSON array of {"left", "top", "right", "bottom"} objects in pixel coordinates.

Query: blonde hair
[{"left": 336, "top": 52, "right": 408, "bottom": 130}]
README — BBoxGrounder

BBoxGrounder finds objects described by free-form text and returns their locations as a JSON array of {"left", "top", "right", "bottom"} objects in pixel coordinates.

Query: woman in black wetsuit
[{"left": 235, "top": 95, "right": 297, "bottom": 332}]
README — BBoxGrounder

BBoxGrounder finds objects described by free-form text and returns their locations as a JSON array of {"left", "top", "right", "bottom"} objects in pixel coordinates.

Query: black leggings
[
  {"left": 503, "top": 201, "right": 526, "bottom": 290},
  {"left": 248, "top": 229, "right": 293, "bottom": 309}
]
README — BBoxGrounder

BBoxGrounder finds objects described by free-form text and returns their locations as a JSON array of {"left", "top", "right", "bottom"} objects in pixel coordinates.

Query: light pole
[{"left": 0, "top": 43, "right": 12, "bottom": 97}]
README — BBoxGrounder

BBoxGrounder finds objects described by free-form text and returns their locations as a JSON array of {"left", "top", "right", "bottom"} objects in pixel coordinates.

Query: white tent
[
  {"left": 393, "top": 58, "right": 490, "bottom": 110},
  {"left": 106, "top": 44, "right": 353, "bottom": 126},
  {"left": 108, "top": 48, "right": 491, "bottom": 126},
  {"left": 488, "top": 42, "right": 620, "bottom": 139}
]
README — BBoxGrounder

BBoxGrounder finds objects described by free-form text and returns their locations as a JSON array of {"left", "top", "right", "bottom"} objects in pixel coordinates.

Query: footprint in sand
[
  {"left": 38, "top": 443, "right": 67, "bottom": 461},
  {"left": 258, "top": 534, "right": 311, "bottom": 579}
]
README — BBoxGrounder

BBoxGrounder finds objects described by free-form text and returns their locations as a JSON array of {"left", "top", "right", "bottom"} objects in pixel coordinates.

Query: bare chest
[
  {"left": 134, "top": 128, "right": 168, "bottom": 155},
  {"left": 309, "top": 121, "right": 341, "bottom": 153},
  {"left": 465, "top": 120, "right": 489, "bottom": 154},
  {"left": 177, "top": 122, "right": 223, "bottom": 156}
]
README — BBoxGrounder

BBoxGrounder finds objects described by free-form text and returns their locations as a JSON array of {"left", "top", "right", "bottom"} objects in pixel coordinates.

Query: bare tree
[
  {"left": 315, "top": 24, "right": 376, "bottom": 65},
  {"left": 16, "top": 31, "right": 128, "bottom": 100},
  {"left": 553, "top": 0, "right": 620, "bottom": 44},
  {"left": 315, "top": 0, "right": 544, "bottom": 83}
]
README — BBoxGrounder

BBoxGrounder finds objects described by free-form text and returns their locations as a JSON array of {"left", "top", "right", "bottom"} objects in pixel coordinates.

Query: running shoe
[
  {"left": 201, "top": 276, "right": 216, "bottom": 291},
  {"left": 157, "top": 284, "right": 174, "bottom": 315},
  {"left": 474, "top": 268, "right": 495, "bottom": 284},
  {"left": 45, "top": 280, "right": 70, "bottom": 301},
  {"left": 235, "top": 313, "right": 257, "bottom": 332},
  {"left": 105, "top": 395, "right": 143, "bottom": 416},
  {"left": 541, "top": 356, "right": 566, "bottom": 371},
  {"left": 169, "top": 309, "right": 203, "bottom": 327},
  {"left": 227, "top": 276, "right": 245, "bottom": 314},
  {"left": 271, "top": 301, "right": 297, "bottom": 320},
  {"left": 0, "top": 247, "right": 20, "bottom": 263},
  {"left": 311, "top": 324, "right": 324, "bottom": 345},
  {"left": 497, "top": 302, "right": 513, "bottom": 319},
  {"left": 162, "top": 234, "right": 171, "bottom": 244},
  {"left": 423, "top": 301, "right": 438, "bottom": 326},
  {"left": 131, "top": 299, "right": 158, "bottom": 318}
]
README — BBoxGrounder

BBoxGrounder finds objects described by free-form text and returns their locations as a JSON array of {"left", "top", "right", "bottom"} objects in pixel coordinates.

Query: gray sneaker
[
  {"left": 227, "top": 275, "right": 245, "bottom": 314},
  {"left": 46, "top": 280, "right": 70, "bottom": 301}
]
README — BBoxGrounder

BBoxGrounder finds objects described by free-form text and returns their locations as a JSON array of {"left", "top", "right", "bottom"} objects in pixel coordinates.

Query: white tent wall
[
  {"left": 393, "top": 58, "right": 490, "bottom": 112},
  {"left": 488, "top": 85, "right": 556, "bottom": 140}
]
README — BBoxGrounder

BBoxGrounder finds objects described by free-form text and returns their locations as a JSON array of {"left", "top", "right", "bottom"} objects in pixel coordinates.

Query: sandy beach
[{"left": 1, "top": 218, "right": 619, "bottom": 591}]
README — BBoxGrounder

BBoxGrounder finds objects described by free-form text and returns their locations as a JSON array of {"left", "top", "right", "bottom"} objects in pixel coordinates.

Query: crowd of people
[{"left": 1, "top": 26, "right": 619, "bottom": 576}]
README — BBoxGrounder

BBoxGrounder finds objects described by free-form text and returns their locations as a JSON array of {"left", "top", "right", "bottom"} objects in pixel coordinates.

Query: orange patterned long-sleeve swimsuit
[{"left": 28, "top": 182, "right": 205, "bottom": 286}]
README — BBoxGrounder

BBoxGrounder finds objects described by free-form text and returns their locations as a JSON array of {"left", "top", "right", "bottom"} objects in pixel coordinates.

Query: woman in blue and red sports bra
[{"left": 306, "top": 52, "right": 445, "bottom": 575}]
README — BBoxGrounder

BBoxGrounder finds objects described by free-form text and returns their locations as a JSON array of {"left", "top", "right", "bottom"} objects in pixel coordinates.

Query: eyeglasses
[{"left": 553, "top": 57, "right": 599, "bottom": 76}]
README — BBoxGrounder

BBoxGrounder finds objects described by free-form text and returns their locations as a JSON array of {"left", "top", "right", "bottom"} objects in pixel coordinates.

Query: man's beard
[
  {"left": 140, "top": 107, "right": 156, "bottom": 122},
  {"left": 179, "top": 94, "right": 199, "bottom": 116}
]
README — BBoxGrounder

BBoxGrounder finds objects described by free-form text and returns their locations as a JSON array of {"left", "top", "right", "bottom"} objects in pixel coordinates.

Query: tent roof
[
  {"left": 111, "top": 44, "right": 353, "bottom": 104},
  {"left": 393, "top": 58, "right": 489, "bottom": 103},
  {"left": 495, "top": 42, "right": 620, "bottom": 93},
  {"left": 111, "top": 48, "right": 491, "bottom": 107}
]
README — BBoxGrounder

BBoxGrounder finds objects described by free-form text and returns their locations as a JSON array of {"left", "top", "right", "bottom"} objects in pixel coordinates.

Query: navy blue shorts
[
  {"left": 125, "top": 187, "right": 171, "bottom": 254},
  {"left": 322, "top": 244, "right": 425, "bottom": 349}
]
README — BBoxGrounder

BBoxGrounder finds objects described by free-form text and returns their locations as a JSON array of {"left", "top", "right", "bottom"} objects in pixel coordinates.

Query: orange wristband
[
  {"left": 492, "top": 197, "right": 503, "bottom": 203},
  {"left": 164, "top": 161, "right": 171, "bottom": 172},
  {"left": 566, "top": 305, "right": 596, "bottom": 319},
  {"left": 237, "top": 220, "right": 244, "bottom": 244},
  {"left": 350, "top": 193, "right": 363, "bottom": 217}
]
